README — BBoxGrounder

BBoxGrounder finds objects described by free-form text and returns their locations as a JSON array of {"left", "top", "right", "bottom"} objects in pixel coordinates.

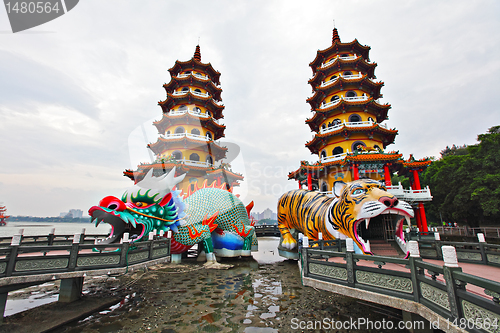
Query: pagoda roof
[
  {"left": 158, "top": 93, "right": 225, "bottom": 118},
  {"left": 306, "top": 101, "right": 391, "bottom": 131},
  {"left": 401, "top": 154, "right": 433, "bottom": 170},
  {"left": 305, "top": 124, "right": 398, "bottom": 154},
  {"left": 309, "top": 95, "right": 389, "bottom": 114},
  {"left": 168, "top": 60, "right": 221, "bottom": 86},
  {"left": 153, "top": 113, "right": 226, "bottom": 140},
  {"left": 148, "top": 136, "right": 228, "bottom": 160},
  {"left": 309, "top": 30, "right": 371, "bottom": 73},
  {"left": 308, "top": 56, "right": 377, "bottom": 87},
  {"left": 346, "top": 151, "right": 403, "bottom": 163},
  {"left": 163, "top": 74, "right": 222, "bottom": 101},
  {"left": 306, "top": 76, "right": 384, "bottom": 107}
]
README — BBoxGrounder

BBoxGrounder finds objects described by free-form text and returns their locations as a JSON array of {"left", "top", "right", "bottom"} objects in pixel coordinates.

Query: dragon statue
[
  {"left": 277, "top": 179, "right": 414, "bottom": 259},
  {"left": 88, "top": 167, "right": 257, "bottom": 262}
]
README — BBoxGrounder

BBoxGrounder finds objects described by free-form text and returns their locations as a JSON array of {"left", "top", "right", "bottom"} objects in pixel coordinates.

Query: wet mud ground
[{"left": 3, "top": 239, "right": 411, "bottom": 332}]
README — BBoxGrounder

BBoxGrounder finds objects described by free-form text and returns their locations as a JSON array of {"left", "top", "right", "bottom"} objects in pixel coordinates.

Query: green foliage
[
  {"left": 422, "top": 126, "right": 500, "bottom": 227},
  {"left": 391, "top": 173, "right": 410, "bottom": 188}
]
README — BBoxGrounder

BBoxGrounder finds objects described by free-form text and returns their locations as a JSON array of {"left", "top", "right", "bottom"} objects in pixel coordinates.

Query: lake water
[{"left": 0, "top": 221, "right": 111, "bottom": 238}]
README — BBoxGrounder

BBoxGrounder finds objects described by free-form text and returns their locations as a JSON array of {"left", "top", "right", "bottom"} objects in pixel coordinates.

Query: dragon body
[{"left": 88, "top": 168, "right": 257, "bottom": 261}]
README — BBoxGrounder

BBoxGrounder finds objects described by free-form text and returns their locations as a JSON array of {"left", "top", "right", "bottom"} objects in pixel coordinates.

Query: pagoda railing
[
  {"left": 320, "top": 73, "right": 363, "bottom": 87},
  {"left": 161, "top": 132, "right": 211, "bottom": 142},
  {"left": 319, "top": 120, "right": 387, "bottom": 135},
  {"left": 167, "top": 109, "right": 210, "bottom": 118},
  {"left": 319, "top": 95, "right": 369, "bottom": 109},
  {"left": 172, "top": 89, "right": 210, "bottom": 98},
  {"left": 179, "top": 159, "right": 213, "bottom": 168},
  {"left": 176, "top": 73, "right": 209, "bottom": 81},
  {"left": 321, "top": 54, "right": 358, "bottom": 68},
  {"left": 320, "top": 152, "right": 348, "bottom": 163},
  {"left": 386, "top": 182, "right": 433, "bottom": 203}
]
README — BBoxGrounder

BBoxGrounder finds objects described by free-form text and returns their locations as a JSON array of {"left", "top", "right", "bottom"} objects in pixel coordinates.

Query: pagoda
[
  {"left": 124, "top": 45, "right": 244, "bottom": 194},
  {"left": 0, "top": 204, "right": 9, "bottom": 226},
  {"left": 288, "top": 28, "right": 432, "bottom": 233}
]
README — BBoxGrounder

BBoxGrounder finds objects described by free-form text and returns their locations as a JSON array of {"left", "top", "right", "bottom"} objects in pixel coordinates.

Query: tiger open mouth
[{"left": 351, "top": 199, "right": 414, "bottom": 255}]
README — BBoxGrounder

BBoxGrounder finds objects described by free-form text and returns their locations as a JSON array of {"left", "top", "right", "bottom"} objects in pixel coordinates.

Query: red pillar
[
  {"left": 412, "top": 169, "right": 421, "bottom": 190},
  {"left": 383, "top": 164, "right": 392, "bottom": 186},
  {"left": 297, "top": 179, "right": 301, "bottom": 189},
  {"left": 419, "top": 202, "right": 428, "bottom": 232},
  {"left": 352, "top": 164, "right": 359, "bottom": 180},
  {"left": 307, "top": 173, "right": 312, "bottom": 191},
  {"left": 415, "top": 208, "right": 422, "bottom": 231}
]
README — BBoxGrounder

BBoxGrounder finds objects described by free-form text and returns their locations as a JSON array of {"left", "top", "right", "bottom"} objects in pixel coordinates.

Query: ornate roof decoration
[
  {"left": 194, "top": 45, "right": 201, "bottom": 62},
  {"left": 163, "top": 75, "right": 223, "bottom": 101},
  {"left": 308, "top": 57, "right": 377, "bottom": 87},
  {"left": 402, "top": 154, "right": 433, "bottom": 169},
  {"left": 332, "top": 28, "right": 340, "bottom": 43},
  {"left": 158, "top": 94, "right": 225, "bottom": 117}
]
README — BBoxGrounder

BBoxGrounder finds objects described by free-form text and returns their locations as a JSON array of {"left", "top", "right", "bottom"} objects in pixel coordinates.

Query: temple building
[
  {"left": 124, "top": 45, "right": 243, "bottom": 194},
  {"left": 288, "top": 28, "right": 432, "bottom": 233}
]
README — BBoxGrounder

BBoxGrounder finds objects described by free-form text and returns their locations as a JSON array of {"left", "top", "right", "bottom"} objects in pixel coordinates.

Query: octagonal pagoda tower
[
  {"left": 124, "top": 45, "right": 243, "bottom": 193},
  {"left": 289, "top": 28, "right": 432, "bottom": 233}
]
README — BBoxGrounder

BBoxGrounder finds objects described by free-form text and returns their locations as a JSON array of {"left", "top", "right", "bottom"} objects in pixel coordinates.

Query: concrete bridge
[
  {"left": 300, "top": 237, "right": 500, "bottom": 333},
  {"left": 0, "top": 231, "right": 171, "bottom": 321}
]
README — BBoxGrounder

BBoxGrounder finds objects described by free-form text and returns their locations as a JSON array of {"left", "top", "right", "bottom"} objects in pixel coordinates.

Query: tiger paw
[{"left": 281, "top": 233, "right": 297, "bottom": 250}]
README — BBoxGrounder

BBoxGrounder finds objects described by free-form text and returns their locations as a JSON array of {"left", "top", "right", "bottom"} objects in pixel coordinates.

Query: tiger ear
[{"left": 333, "top": 181, "right": 347, "bottom": 198}]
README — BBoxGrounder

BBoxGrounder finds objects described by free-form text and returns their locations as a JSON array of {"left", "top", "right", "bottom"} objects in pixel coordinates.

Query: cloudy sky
[{"left": 0, "top": 1, "right": 499, "bottom": 217}]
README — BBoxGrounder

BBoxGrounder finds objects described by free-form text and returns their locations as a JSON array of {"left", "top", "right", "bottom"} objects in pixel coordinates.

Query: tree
[{"left": 422, "top": 126, "right": 500, "bottom": 227}]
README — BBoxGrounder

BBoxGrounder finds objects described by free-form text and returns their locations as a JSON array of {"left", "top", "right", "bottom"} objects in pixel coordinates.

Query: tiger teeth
[
  {"left": 405, "top": 215, "right": 411, "bottom": 226},
  {"left": 365, "top": 218, "right": 370, "bottom": 229}
]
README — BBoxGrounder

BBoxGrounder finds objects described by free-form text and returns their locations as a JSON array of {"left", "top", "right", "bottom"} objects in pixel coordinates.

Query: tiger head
[{"left": 328, "top": 179, "right": 414, "bottom": 255}]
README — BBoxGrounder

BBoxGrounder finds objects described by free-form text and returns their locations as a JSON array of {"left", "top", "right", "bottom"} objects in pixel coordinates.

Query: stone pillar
[
  {"left": 59, "top": 277, "right": 84, "bottom": 303},
  {"left": 408, "top": 241, "right": 420, "bottom": 257},
  {"left": 442, "top": 246, "right": 459, "bottom": 267},
  {"left": 477, "top": 233, "right": 486, "bottom": 243}
]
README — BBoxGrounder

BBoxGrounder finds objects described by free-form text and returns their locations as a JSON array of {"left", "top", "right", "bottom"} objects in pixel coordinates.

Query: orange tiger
[{"left": 277, "top": 179, "right": 414, "bottom": 257}]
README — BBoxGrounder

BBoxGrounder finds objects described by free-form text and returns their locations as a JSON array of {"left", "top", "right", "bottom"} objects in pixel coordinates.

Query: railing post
[
  {"left": 477, "top": 233, "right": 487, "bottom": 264},
  {"left": 434, "top": 232, "right": 443, "bottom": 259},
  {"left": 408, "top": 241, "right": 422, "bottom": 303},
  {"left": 318, "top": 232, "right": 323, "bottom": 250},
  {"left": 48, "top": 228, "right": 56, "bottom": 246},
  {"left": 442, "top": 246, "right": 462, "bottom": 319},
  {"left": 149, "top": 237, "right": 155, "bottom": 260},
  {"left": 346, "top": 238, "right": 355, "bottom": 287},
  {"left": 6, "top": 234, "right": 21, "bottom": 277},
  {"left": 68, "top": 233, "right": 80, "bottom": 271}
]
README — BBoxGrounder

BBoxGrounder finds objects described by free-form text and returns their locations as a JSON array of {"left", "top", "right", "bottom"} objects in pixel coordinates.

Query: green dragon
[{"left": 88, "top": 168, "right": 257, "bottom": 261}]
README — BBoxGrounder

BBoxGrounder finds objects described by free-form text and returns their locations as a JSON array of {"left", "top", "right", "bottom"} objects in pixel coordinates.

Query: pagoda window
[
  {"left": 179, "top": 105, "right": 187, "bottom": 111},
  {"left": 190, "top": 153, "right": 200, "bottom": 161},
  {"left": 321, "top": 124, "right": 326, "bottom": 131},
  {"left": 194, "top": 88, "right": 202, "bottom": 93},
  {"left": 321, "top": 182, "right": 328, "bottom": 192},
  {"left": 346, "top": 91, "right": 357, "bottom": 98},
  {"left": 172, "top": 151, "right": 182, "bottom": 160},
  {"left": 185, "top": 71, "right": 191, "bottom": 75},
  {"left": 329, "top": 75, "right": 337, "bottom": 81},
  {"left": 374, "top": 144, "right": 381, "bottom": 150},
  {"left": 193, "top": 107, "right": 201, "bottom": 113},
  {"left": 175, "top": 126, "right": 185, "bottom": 134},
  {"left": 191, "top": 128, "right": 201, "bottom": 135},
  {"left": 340, "top": 54, "right": 350, "bottom": 58},
  {"left": 320, "top": 150, "right": 326, "bottom": 159},
  {"left": 343, "top": 71, "right": 353, "bottom": 76},
  {"left": 333, "top": 118, "right": 342, "bottom": 126},
  {"left": 352, "top": 141, "right": 366, "bottom": 152},
  {"left": 349, "top": 114, "right": 361, "bottom": 122},
  {"left": 181, "top": 87, "right": 189, "bottom": 92},
  {"left": 332, "top": 146, "right": 344, "bottom": 155},
  {"left": 206, "top": 156, "right": 213, "bottom": 165},
  {"left": 166, "top": 130, "right": 171, "bottom": 135},
  {"left": 330, "top": 95, "right": 340, "bottom": 103},
  {"left": 206, "top": 110, "right": 211, "bottom": 117},
  {"left": 206, "top": 132, "right": 213, "bottom": 140},
  {"left": 368, "top": 117, "right": 374, "bottom": 123}
]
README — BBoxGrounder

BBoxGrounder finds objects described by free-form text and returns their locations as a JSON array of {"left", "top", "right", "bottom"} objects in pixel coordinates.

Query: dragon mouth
[
  {"left": 353, "top": 208, "right": 412, "bottom": 255},
  {"left": 89, "top": 206, "right": 145, "bottom": 244}
]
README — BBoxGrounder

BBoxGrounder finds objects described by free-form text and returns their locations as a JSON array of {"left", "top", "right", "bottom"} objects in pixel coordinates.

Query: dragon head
[{"left": 88, "top": 168, "right": 186, "bottom": 244}]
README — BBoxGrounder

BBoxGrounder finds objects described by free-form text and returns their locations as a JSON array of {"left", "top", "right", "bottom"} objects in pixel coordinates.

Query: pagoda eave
[
  {"left": 153, "top": 113, "right": 226, "bottom": 138},
  {"left": 309, "top": 39, "right": 371, "bottom": 71},
  {"left": 168, "top": 59, "right": 221, "bottom": 85}
]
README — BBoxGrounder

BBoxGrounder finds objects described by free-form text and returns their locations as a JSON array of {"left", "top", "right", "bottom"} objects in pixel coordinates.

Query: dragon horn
[{"left": 158, "top": 167, "right": 186, "bottom": 197}]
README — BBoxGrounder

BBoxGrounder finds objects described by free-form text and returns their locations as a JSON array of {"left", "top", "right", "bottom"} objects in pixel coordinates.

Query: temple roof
[
  {"left": 306, "top": 101, "right": 390, "bottom": 131},
  {"left": 305, "top": 124, "right": 398, "bottom": 154},
  {"left": 158, "top": 93, "right": 225, "bottom": 118},
  {"left": 153, "top": 113, "right": 226, "bottom": 140},
  {"left": 148, "top": 136, "right": 228, "bottom": 160},
  {"left": 309, "top": 29, "right": 371, "bottom": 73},
  {"left": 308, "top": 95, "right": 389, "bottom": 114},
  {"left": 163, "top": 74, "right": 223, "bottom": 101},
  {"left": 168, "top": 46, "right": 221, "bottom": 86},
  {"left": 308, "top": 56, "right": 377, "bottom": 87}
]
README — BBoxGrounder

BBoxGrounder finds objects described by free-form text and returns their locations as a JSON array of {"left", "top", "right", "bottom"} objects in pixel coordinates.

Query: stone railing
[
  {"left": 319, "top": 152, "right": 348, "bottom": 163},
  {"left": 387, "top": 183, "right": 433, "bottom": 202},
  {"left": 321, "top": 54, "right": 358, "bottom": 68},
  {"left": 161, "top": 132, "right": 211, "bottom": 142},
  {"left": 319, "top": 120, "right": 387, "bottom": 135},
  {"left": 167, "top": 109, "right": 210, "bottom": 118},
  {"left": 301, "top": 239, "right": 500, "bottom": 331},
  {"left": 319, "top": 95, "right": 369, "bottom": 109},
  {"left": 320, "top": 72, "right": 363, "bottom": 87},
  {"left": 171, "top": 89, "right": 210, "bottom": 98}
]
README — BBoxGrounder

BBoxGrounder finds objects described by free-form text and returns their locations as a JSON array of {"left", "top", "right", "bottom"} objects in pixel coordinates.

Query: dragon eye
[
  {"left": 352, "top": 189, "right": 365, "bottom": 196},
  {"left": 135, "top": 202, "right": 147, "bottom": 207}
]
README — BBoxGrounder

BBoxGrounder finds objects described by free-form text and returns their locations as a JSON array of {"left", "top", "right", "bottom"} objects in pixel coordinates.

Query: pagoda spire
[
  {"left": 332, "top": 27, "right": 340, "bottom": 44},
  {"left": 194, "top": 45, "right": 201, "bottom": 62}
]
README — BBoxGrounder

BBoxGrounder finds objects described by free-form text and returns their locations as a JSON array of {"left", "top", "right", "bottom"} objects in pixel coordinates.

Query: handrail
[
  {"left": 321, "top": 54, "right": 358, "bottom": 68},
  {"left": 319, "top": 95, "right": 368, "bottom": 109},
  {"left": 161, "top": 132, "right": 211, "bottom": 142},
  {"left": 320, "top": 73, "right": 363, "bottom": 87},
  {"left": 167, "top": 109, "right": 210, "bottom": 118},
  {"left": 319, "top": 120, "right": 387, "bottom": 135},
  {"left": 171, "top": 89, "right": 210, "bottom": 98}
]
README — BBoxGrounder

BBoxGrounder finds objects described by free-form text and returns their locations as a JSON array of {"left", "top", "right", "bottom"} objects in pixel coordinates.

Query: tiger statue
[{"left": 277, "top": 179, "right": 414, "bottom": 258}]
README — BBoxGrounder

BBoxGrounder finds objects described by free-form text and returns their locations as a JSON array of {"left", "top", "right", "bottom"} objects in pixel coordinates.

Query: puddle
[{"left": 5, "top": 293, "right": 59, "bottom": 316}]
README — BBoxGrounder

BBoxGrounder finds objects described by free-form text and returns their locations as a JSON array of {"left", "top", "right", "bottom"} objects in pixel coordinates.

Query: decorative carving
[
  {"left": 487, "top": 254, "right": 500, "bottom": 264},
  {"left": 462, "top": 300, "right": 500, "bottom": 333},
  {"left": 153, "top": 247, "right": 170, "bottom": 258},
  {"left": 420, "top": 282, "right": 450, "bottom": 310},
  {"left": 309, "top": 263, "right": 347, "bottom": 281},
  {"left": 129, "top": 251, "right": 149, "bottom": 263},
  {"left": 0, "top": 262, "right": 6, "bottom": 274},
  {"left": 356, "top": 271, "right": 413, "bottom": 293},
  {"left": 16, "top": 258, "right": 68, "bottom": 271},
  {"left": 485, "top": 289, "right": 500, "bottom": 303},
  {"left": 456, "top": 252, "right": 482, "bottom": 261},
  {"left": 77, "top": 255, "right": 120, "bottom": 267}
]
